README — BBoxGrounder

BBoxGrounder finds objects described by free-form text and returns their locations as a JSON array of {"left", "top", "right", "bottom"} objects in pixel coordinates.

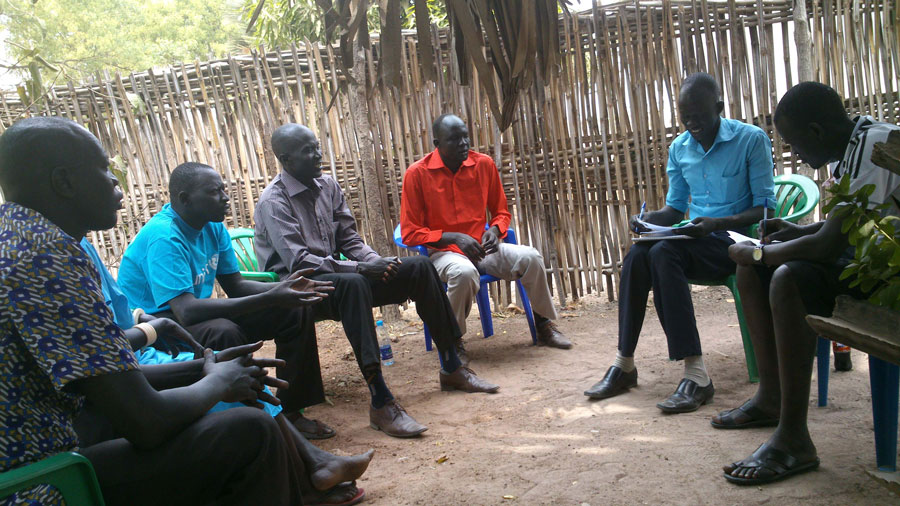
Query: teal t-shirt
[{"left": 118, "top": 204, "right": 240, "bottom": 313}]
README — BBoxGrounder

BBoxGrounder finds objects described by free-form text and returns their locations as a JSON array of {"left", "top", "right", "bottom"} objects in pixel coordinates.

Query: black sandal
[
  {"left": 711, "top": 400, "right": 778, "bottom": 429},
  {"left": 285, "top": 411, "right": 337, "bottom": 440},
  {"left": 724, "top": 444, "right": 819, "bottom": 485}
]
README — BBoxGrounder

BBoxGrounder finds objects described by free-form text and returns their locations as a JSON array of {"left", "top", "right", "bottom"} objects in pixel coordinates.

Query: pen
[{"left": 639, "top": 201, "right": 646, "bottom": 221}]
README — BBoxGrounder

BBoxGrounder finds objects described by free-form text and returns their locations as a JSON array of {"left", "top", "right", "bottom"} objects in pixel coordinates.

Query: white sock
[
  {"left": 683, "top": 355, "right": 710, "bottom": 386},
  {"left": 613, "top": 352, "right": 635, "bottom": 373}
]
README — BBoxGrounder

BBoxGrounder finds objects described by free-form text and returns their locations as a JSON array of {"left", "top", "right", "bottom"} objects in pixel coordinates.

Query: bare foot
[{"left": 310, "top": 450, "right": 375, "bottom": 491}]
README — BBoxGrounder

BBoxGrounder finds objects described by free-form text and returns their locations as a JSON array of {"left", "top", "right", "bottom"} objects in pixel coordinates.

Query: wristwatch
[{"left": 752, "top": 244, "right": 765, "bottom": 264}]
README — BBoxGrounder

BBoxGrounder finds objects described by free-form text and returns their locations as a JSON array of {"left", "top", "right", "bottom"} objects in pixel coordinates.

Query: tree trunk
[
  {"left": 793, "top": 0, "right": 820, "bottom": 224},
  {"left": 347, "top": 37, "right": 402, "bottom": 322}
]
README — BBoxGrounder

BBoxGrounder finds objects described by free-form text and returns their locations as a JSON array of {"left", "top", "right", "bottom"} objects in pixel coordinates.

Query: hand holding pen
[{"left": 629, "top": 201, "right": 650, "bottom": 234}]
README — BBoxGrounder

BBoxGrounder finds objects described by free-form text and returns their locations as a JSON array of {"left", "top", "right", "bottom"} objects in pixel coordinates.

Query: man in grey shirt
[{"left": 255, "top": 123, "right": 499, "bottom": 439}]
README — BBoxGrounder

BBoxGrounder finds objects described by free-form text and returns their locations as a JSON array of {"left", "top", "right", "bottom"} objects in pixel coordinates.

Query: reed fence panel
[{"left": 1, "top": 0, "right": 897, "bottom": 304}]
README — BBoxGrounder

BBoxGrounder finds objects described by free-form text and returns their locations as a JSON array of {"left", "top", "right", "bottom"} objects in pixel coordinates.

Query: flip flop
[
  {"left": 285, "top": 412, "right": 336, "bottom": 440},
  {"left": 724, "top": 445, "right": 820, "bottom": 485},
  {"left": 307, "top": 483, "right": 366, "bottom": 506},
  {"left": 711, "top": 401, "right": 779, "bottom": 429}
]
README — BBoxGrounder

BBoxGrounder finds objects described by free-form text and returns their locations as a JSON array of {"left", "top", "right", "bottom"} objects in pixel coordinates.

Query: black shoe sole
[
  {"left": 583, "top": 382, "right": 637, "bottom": 400},
  {"left": 657, "top": 394, "right": 714, "bottom": 413}
]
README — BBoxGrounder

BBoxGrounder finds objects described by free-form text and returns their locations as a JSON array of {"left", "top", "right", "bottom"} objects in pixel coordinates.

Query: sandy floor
[{"left": 262, "top": 285, "right": 899, "bottom": 505}]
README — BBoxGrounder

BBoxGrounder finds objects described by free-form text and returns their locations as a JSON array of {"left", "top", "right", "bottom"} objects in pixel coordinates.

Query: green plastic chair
[
  {"left": 688, "top": 173, "right": 820, "bottom": 382},
  {"left": 228, "top": 228, "right": 279, "bottom": 282},
  {"left": 0, "top": 452, "right": 105, "bottom": 505}
]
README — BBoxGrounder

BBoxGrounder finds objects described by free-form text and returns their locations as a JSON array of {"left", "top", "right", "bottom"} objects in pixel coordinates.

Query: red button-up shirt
[{"left": 400, "top": 149, "right": 512, "bottom": 255}]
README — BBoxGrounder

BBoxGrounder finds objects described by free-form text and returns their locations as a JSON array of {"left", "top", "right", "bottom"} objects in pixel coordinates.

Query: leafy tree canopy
[
  {"left": 1, "top": 0, "right": 245, "bottom": 82},
  {"left": 240, "top": 0, "right": 447, "bottom": 49}
]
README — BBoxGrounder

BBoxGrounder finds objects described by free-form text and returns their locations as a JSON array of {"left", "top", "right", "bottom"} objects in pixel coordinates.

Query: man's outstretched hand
[
  {"left": 357, "top": 257, "right": 402, "bottom": 282},
  {"left": 266, "top": 269, "right": 334, "bottom": 306},
  {"left": 207, "top": 341, "right": 289, "bottom": 408}
]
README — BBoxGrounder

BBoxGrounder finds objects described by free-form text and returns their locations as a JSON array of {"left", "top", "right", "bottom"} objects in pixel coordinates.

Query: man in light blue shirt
[{"left": 584, "top": 73, "right": 775, "bottom": 413}]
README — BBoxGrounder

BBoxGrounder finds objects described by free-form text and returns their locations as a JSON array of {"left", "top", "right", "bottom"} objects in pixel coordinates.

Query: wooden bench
[{"left": 806, "top": 296, "right": 900, "bottom": 472}]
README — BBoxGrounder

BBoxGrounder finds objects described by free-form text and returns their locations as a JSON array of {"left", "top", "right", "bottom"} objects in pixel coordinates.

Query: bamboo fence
[{"left": 0, "top": 0, "right": 897, "bottom": 305}]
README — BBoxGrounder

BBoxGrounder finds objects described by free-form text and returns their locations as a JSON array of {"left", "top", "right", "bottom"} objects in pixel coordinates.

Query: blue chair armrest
[{"left": 393, "top": 224, "right": 427, "bottom": 255}]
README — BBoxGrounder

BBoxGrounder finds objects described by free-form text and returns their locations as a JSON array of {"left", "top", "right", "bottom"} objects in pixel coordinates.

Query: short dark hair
[
  {"left": 774, "top": 81, "right": 849, "bottom": 129},
  {"left": 681, "top": 72, "right": 721, "bottom": 100},
  {"left": 0, "top": 117, "right": 92, "bottom": 195},
  {"left": 169, "top": 162, "right": 215, "bottom": 197},
  {"left": 432, "top": 114, "right": 458, "bottom": 140}
]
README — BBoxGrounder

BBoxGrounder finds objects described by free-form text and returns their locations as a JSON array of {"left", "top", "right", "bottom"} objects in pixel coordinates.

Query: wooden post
[
  {"left": 793, "top": 0, "right": 819, "bottom": 223},
  {"left": 347, "top": 36, "right": 402, "bottom": 322}
]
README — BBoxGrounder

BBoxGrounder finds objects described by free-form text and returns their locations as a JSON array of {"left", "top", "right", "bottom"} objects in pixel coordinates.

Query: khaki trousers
[{"left": 429, "top": 243, "right": 558, "bottom": 337}]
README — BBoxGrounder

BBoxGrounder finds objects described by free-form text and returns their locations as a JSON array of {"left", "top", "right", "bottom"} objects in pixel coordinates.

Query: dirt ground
[{"left": 261, "top": 285, "right": 899, "bottom": 505}]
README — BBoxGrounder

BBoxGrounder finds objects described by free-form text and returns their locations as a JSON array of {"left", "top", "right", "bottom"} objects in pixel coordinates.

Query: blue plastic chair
[
  {"left": 393, "top": 224, "right": 538, "bottom": 350},
  {"left": 815, "top": 337, "right": 831, "bottom": 407},
  {"left": 867, "top": 356, "right": 899, "bottom": 472}
]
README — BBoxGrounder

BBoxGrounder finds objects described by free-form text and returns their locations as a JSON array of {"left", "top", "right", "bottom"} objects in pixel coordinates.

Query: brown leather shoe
[
  {"left": 440, "top": 366, "right": 500, "bottom": 393},
  {"left": 536, "top": 321, "right": 572, "bottom": 349},
  {"left": 454, "top": 339, "right": 470, "bottom": 366},
  {"left": 369, "top": 400, "right": 427, "bottom": 438}
]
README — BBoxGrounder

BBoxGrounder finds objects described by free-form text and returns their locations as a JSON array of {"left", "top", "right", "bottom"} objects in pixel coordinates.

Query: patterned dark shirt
[{"left": 0, "top": 202, "right": 138, "bottom": 504}]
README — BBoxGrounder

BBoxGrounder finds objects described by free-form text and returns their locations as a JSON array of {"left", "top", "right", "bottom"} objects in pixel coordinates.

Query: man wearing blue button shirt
[{"left": 584, "top": 72, "right": 776, "bottom": 413}]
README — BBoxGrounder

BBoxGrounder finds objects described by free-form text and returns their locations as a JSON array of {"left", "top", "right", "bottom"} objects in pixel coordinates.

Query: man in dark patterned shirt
[{"left": 0, "top": 117, "right": 318, "bottom": 505}]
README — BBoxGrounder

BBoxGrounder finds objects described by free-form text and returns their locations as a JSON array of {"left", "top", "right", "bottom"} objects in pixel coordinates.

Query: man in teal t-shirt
[{"left": 118, "top": 162, "right": 339, "bottom": 439}]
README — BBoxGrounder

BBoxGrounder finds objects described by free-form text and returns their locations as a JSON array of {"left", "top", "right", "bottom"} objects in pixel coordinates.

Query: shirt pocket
[{"left": 720, "top": 161, "right": 743, "bottom": 178}]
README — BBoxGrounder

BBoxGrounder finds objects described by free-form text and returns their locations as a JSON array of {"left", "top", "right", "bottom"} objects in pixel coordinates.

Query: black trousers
[
  {"left": 80, "top": 407, "right": 299, "bottom": 506},
  {"left": 310, "top": 255, "right": 462, "bottom": 375},
  {"left": 157, "top": 306, "right": 323, "bottom": 413},
  {"left": 618, "top": 233, "right": 735, "bottom": 360}
]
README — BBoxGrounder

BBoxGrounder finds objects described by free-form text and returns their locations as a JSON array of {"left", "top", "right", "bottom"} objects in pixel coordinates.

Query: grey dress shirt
[{"left": 254, "top": 171, "right": 380, "bottom": 278}]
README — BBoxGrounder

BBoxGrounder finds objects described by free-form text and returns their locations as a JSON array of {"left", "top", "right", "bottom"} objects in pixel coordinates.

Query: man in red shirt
[{"left": 400, "top": 114, "right": 572, "bottom": 361}]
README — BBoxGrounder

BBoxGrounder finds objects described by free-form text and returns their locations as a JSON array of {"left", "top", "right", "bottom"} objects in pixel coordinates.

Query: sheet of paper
[
  {"left": 632, "top": 218, "right": 691, "bottom": 239},
  {"left": 632, "top": 234, "right": 694, "bottom": 242},
  {"left": 634, "top": 219, "right": 678, "bottom": 234},
  {"left": 726, "top": 231, "right": 760, "bottom": 245}
]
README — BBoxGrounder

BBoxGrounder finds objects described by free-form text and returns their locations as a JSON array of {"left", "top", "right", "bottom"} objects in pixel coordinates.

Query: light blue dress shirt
[{"left": 665, "top": 117, "right": 775, "bottom": 221}]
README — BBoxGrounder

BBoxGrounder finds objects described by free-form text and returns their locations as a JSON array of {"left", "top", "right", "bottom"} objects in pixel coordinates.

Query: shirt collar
[
  {"left": 847, "top": 115, "right": 873, "bottom": 143},
  {"left": 0, "top": 201, "right": 75, "bottom": 242},
  {"left": 680, "top": 117, "right": 736, "bottom": 151},
  {"left": 425, "top": 148, "right": 476, "bottom": 171},
  {"left": 280, "top": 170, "right": 323, "bottom": 196},
  {"left": 835, "top": 115, "right": 874, "bottom": 178}
]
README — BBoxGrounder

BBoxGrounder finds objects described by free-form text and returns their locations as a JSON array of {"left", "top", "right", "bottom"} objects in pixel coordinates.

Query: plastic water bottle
[{"left": 377, "top": 320, "right": 394, "bottom": 366}]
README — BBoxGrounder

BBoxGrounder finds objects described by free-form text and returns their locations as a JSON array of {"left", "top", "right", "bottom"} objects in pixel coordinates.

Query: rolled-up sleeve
[
  {"left": 400, "top": 168, "right": 444, "bottom": 246},
  {"left": 746, "top": 130, "right": 776, "bottom": 208},
  {"left": 665, "top": 145, "right": 689, "bottom": 213},
  {"left": 486, "top": 159, "right": 511, "bottom": 237}
]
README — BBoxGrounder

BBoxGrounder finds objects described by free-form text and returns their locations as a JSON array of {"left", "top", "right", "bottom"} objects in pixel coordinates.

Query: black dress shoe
[
  {"left": 583, "top": 366, "right": 637, "bottom": 400},
  {"left": 657, "top": 378, "right": 715, "bottom": 413}
]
